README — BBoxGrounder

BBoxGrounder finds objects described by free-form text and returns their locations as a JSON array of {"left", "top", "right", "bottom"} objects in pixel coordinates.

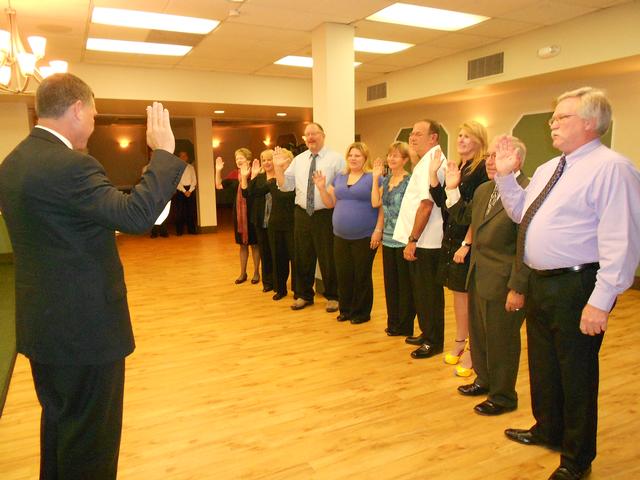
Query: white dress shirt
[
  {"left": 280, "top": 147, "right": 345, "bottom": 210},
  {"left": 393, "top": 145, "right": 446, "bottom": 248}
]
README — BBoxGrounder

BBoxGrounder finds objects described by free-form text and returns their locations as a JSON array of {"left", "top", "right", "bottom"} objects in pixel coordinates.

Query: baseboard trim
[{"left": 198, "top": 226, "right": 217, "bottom": 234}]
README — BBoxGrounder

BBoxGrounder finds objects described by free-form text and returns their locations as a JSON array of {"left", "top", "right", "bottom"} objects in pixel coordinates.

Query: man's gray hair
[
  {"left": 35, "top": 73, "right": 94, "bottom": 119},
  {"left": 556, "top": 86, "right": 612, "bottom": 136}
]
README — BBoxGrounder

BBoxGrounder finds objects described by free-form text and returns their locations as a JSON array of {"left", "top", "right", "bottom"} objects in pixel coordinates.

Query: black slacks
[
  {"left": 468, "top": 277, "right": 525, "bottom": 409},
  {"left": 268, "top": 227, "right": 294, "bottom": 296},
  {"left": 333, "top": 236, "right": 377, "bottom": 321},
  {"left": 293, "top": 207, "right": 338, "bottom": 301},
  {"left": 381, "top": 245, "right": 415, "bottom": 335},
  {"left": 407, "top": 247, "right": 444, "bottom": 348},
  {"left": 30, "top": 359, "right": 125, "bottom": 480},
  {"left": 175, "top": 190, "right": 197, "bottom": 235},
  {"left": 256, "top": 225, "right": 273, "bottom": 290},
  {"left": 526, "top": 266, "right": 603, "bottom": 472}
]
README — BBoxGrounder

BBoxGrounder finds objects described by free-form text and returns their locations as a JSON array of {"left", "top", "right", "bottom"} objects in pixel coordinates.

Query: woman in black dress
[
  {"left": 215, "top": 148, "right": 260, "bottom": 284},
  {"left": 429, "top": 121, "right": 489, "bottom": 377}
]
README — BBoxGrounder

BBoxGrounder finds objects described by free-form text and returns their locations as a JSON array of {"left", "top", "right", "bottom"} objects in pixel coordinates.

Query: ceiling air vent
[
  {"left": 367, "top": 82, "right": 387, "bottom": 101},
  {"left": 467, "top": 52, "right": 504, "bottom": 80}
]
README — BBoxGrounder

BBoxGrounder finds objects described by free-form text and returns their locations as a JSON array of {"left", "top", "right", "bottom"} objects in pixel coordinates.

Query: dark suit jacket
[
  {"left": 0, "top": 127, "right": 185, "bottom": 365},
  {"left": 448, "top": 174, "right": 530, "bottom": 301}
]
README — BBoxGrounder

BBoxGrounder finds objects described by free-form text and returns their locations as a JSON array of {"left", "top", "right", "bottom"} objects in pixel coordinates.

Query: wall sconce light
[
  {"left": 473, "top": 116, "right": 489, "bottom": 128},
  {"left": 263, "top": 136, "right": 271, "bottom": 147},
  {"left": 212, "top": 138, "right": 221, "bottom": 148},
  {"left": 118, "top": 138, "right": 131, "bottom": 148},
  {"left": 301, "top": 135, "right": 307, "bottom": 143}
]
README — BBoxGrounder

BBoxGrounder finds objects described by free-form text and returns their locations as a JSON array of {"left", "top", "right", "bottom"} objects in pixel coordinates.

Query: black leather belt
[{"left": 532, "top": 262, "right": 599, "bottom": 277}]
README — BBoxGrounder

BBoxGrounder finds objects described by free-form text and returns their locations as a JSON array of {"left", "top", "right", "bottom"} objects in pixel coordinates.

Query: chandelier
[{"left": 0, "top": 7, "right": 69, "bottom": 94}]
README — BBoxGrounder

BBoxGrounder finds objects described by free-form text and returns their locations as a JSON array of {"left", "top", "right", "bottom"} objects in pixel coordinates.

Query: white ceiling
[{"left": 4, "top": 0, "right": 631, "bottom": 83}]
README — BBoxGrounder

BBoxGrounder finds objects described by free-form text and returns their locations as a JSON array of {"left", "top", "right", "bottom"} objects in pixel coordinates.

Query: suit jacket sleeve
[{"left": 67, "top": 149, "right": 185, "bottom": 234}]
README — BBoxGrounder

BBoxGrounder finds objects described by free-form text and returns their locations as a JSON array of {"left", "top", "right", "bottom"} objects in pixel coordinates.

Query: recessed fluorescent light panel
[
  {"left": 276, "top": 113, "right": 287, "bottom": 117},
  {"left": 354, "top": 37, "right": 413, "bottom": 54},
  {"left": 214, "top": 110, "right": 225, "bottom": 114},
  {"left": 274, "top": 56, "right": 361, "bottom": 68},
  {"left": 86, "top": 38, "right": 192, "bottom": 56},
  {"left": 367, "top": 3, "right": 489, "bottom": 31},
  {"left": 92, "top": 7, "right": 219, "bottom": 34}
]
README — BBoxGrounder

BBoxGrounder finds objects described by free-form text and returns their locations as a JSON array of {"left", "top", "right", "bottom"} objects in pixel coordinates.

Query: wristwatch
[
  {"left": 461, "top": 240, "right": 472, "bottom": 247},
  {"left": 408, "top": 235, "right": 418, "bottom": 243}
]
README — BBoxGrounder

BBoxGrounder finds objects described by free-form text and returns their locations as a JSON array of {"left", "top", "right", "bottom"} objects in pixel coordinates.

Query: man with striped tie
[{"left": 495, "top": 87, "right": 640, "bottom": 480}]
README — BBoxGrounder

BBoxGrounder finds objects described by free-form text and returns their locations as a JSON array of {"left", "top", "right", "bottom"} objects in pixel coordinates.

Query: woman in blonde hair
[
  {"left": 313, "top": 142, "right": 382, "bottom": 324},
  {"left": 429, "top": 121, "right": 489, "bottom": 376},
  {"left": 215, "top": 148, "right": 260, "bottom": 284}
]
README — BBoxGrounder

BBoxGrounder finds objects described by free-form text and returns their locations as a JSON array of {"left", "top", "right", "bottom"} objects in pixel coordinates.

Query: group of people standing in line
[
  {"left": 212, "top": 87, "right": 640, "bottom": 480},
  {"left": 2, "top": 72, "right": 639, "bottom": 480}
]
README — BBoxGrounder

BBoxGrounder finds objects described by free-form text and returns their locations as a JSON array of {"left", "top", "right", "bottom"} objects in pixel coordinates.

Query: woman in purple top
[{"left": 313, "top": 142, "right": 382, "bottom": 324}]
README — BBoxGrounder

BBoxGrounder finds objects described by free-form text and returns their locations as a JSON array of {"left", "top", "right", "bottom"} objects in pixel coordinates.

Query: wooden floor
[{"left": 1, "top": 224, "right": 639, "bottom": 479}]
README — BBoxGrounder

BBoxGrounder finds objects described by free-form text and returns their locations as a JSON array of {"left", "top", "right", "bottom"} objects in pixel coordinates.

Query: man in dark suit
[
  {"left": 0, "top": 73, "right": 185, "bottom": 479},
  {"left": 445, "top": 135, "right": 530, "bottom": 416}
]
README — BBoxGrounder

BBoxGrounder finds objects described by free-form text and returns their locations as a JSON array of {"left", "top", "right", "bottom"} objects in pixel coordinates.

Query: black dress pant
[
  {"left": 293, "top": 207, "right": 338, "bottom": 301},
  {"left": 30, "top": 359, "right": 125, "bottom": 480},
  {"left": 175, "top": 189, "right": 197, "bottom": 235},
  {"left": 268, "top": 227, "right": 294, "bottom": 296},
  {"left": 333, "top": 236, "right": 377, "bottom": 321},
  {"left": 468, "top": 277, "right": 525, "bottom": 409},
  {"left": 407, "top": 247, "right": 444, "bottom": 348},
  {"left": 256, "top": 225, "right": 273, "bottom": 290},
  {"left": 526, "top": 266, "right": 603, "bottom": 472},
  {"left": 382, "top": 245, "right": 415, "bottom": 335}
]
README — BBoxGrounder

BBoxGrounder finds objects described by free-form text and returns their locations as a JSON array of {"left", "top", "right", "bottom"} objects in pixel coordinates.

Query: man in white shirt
[
  {"left": 393, "top": 119, "right": 446, "bottom": 359},
  {"left": 274, "top": 123, "right": 345, "bottom": 312}
]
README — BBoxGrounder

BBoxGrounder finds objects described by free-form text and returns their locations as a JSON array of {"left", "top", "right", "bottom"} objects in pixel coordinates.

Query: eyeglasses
[{"left": 548, "top": 114, "right": 577, "bottom": 126}]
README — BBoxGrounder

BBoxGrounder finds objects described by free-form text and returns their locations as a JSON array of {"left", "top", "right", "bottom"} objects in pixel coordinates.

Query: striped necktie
[
  {"left": 516, "top": 155, "right": 566, "bottom": 270},
  {"left": 485, "top": 184, "right": 500, "bottom": 217},
  {"left": 306, "top": 153, "right": 318, "bottom": 216}
]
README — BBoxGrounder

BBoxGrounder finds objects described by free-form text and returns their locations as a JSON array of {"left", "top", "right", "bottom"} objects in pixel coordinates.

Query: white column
[
  {"left": 194, "top": 117, "right": 217, "bottom": 231},
  {"left": 311, "top": 23, "right": 355, "bottom": 154}
]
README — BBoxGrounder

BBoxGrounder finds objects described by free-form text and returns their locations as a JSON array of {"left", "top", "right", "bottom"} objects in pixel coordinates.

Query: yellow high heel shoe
[
  {"left": 455, "top": 348, "right": 473, "bottom": 377},
  {"left": 444, "top": 338, "right": 467, "bottom": 365}
]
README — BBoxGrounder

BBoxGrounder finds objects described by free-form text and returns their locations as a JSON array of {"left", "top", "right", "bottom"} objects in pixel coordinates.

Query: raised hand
[
  {"left": 372, "top": 157, "right": 384, "bottom": 178},
  {"left": 495, "top": 135, "right": 519, "bottom": 176},
  {"left": 445, "top": 159, "right": 462, "bottom": 190},
  {"left": 312, "top": 170, "right": 326, "bottom": 190},
  {"left": 215, "top": 156, "right": 224, "bottom": 171},
  {"left": 240, "top": 161, "right": 250, "bottom": 179},
  {"left": 429, "top": 147, "right": 443, "bottom": 175},
  {"left": 251, "top": 159, "right": 261, "bottom": 179},
  {"left": 273, "top": 146, "right": 289, "bottom": 169},
  {"left": 146, "top": 102, "right": 175, "bottom": 153}
]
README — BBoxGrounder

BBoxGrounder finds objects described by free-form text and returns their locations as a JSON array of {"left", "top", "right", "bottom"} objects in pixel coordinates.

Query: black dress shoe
[
  {"left": 474, "top": 400, "right": 516, "bottom": 416},
  {"left": 410, "top": 344, "right": 443, "bottom": 359},
  {"left": 350, "top": 317, "right": 369, "bottom": 324},
  {"left": 385, "top": 328, "right": 403, "bottom": 336},
  {"left": 504, "top": 429, "right": 561, "bottom": 451},
  {"left": 548, "top": 466, "right": 591, "bottom": 480},
  {"left": 457, "top": 382, "right": 489, "bottom": 396},
  {"left": 263, "top": 286, "right": 273, "bottom": 292},
  {"left": 235, "top": 274, "right": 248, "bottom": 284},
  {"left": 272, "top": 292, "right": 286, "bottom": 301},
  {"left": 336, "top": 314, "right": 350, "bottom": 322},
  {"left": 405, "top": 335, "right": 426, "bottom": 346}
]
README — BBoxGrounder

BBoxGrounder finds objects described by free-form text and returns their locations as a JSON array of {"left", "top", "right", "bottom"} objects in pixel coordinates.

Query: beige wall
[
  {"left": 0, "top": 103, "right": 31, "bottom": 254},
  {"left": 355, "top": 70, "right": 640, "bottom": 169}
]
